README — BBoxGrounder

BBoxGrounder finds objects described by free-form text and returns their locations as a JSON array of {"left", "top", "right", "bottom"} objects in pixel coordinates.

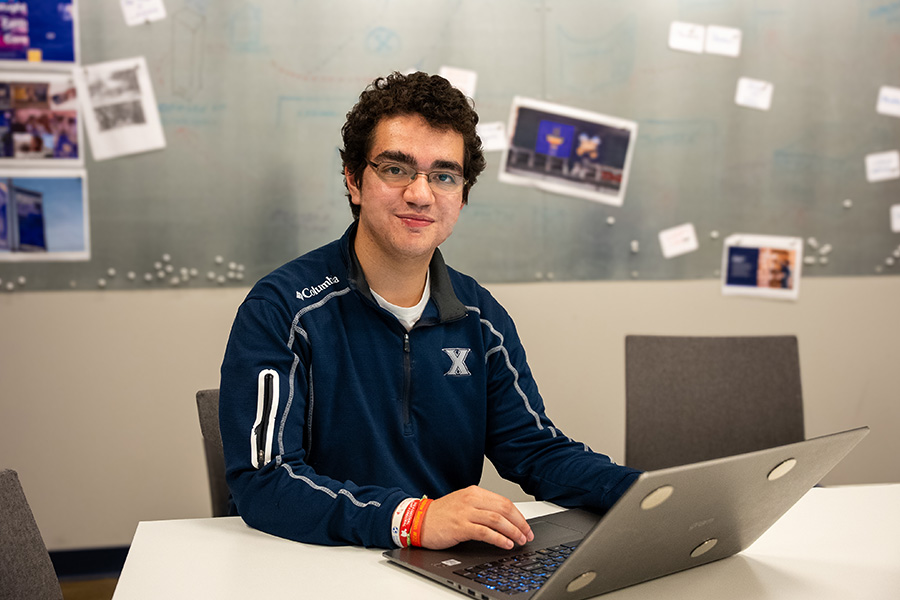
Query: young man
[{"left": 219, "top": 71, "right": 640, "bottom": 550}]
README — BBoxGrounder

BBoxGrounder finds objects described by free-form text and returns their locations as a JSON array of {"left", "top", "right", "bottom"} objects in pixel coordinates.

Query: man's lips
[{"left": 397, "top": 214, "right": 434, "bottom": 227}]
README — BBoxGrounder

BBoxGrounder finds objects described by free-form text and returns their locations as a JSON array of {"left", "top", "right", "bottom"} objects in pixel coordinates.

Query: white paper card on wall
[
  {"left": 668, "top": 21, "right": 706, "bottom": 54},
  {"left": 74, "top": 56, "right": 167, "bottom": 161},
  {"left": 705, "top": 25, "right": 742, "bottom": 57},
  {"left": 659, "top": 223, "right": 699, "bottom": 258},
  {"left": 735, "top": 77, "right": 774, "bottom": 111},
  {"left": 865, "top": 150, "right": 900, "bottom": 182},
  {"left": 438, "top": 66, "right": 478, "bottom": 99},
  {"left": 876, "top": 85, "right": 900, "bottom": 118},
  {"left": 891, "top": 204, "right": 900, "bottom": 232},
  {"left": 476, "top": 121, "right": 507, "bottom": 152},
  {"left": 120, "top": 0, "right": 167, "bottom": 26}
]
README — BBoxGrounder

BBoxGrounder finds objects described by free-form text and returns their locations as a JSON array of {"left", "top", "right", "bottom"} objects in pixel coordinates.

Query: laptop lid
[{"left": 383, "top": 426, "right": 869, "bottom": 600}]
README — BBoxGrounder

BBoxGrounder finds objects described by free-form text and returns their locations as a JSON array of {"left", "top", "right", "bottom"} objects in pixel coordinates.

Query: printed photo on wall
[
  {"left": 0, "top": 73, "right": 82, "bottom": 165},
  {"left": 0, "top": 0, "right": 78, "bottom": 67},
  {"left": 0, "top": 169, "right": 89, "bottom": 261},
  {"left": 75, "top": 56, "right": 166, "bottom": 161},
  {"left": 721, "top": 234, "right": 803, "bottom": 300},
  {"left": 498, "top": 96, "right": 638, "bottom": 206}
]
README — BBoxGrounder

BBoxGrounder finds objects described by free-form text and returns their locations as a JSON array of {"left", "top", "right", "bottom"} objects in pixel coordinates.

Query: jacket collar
[{"left": 341, "top": 221, "right": 467, "bottom": 324}]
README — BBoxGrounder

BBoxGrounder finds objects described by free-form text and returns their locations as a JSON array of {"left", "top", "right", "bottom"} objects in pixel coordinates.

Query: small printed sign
[
  {"left": 865, "top": 150, "right": 900, "bottom": 183},
  {"left": 658, "top": 223, "right": 699, "bottom": 259},
  {"left": 477, "top": 121, "right": 507, "bottom": 152},
  {"left": 439, "top": 66, "right": 478, "bottom": 99},
  {"left": 705, "top": 25, "right": 742, "bottom": 57},
  {"left": 669, "top": 21, "right": 706, "bottom": 54},
  {"left": 876, "top": 85, "right": 900, "bottom": 118},
  {"left": 735, "top": 77, "right": 774, "bottom": 111}
]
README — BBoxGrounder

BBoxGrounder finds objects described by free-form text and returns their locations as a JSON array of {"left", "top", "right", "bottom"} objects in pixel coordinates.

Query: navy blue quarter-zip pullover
[{"left": 219, "top": 223, "right": 640, "bottom": 548}]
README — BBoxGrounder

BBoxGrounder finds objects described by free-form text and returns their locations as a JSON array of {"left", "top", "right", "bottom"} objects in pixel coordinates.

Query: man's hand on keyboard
[{"left": 421, "top": 486, "right": 535, "bottom": 550}]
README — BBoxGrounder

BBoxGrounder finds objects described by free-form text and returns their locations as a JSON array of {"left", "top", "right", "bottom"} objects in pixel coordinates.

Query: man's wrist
[{"left": 391, "top": 498, "right": 416, "bottom": 547}]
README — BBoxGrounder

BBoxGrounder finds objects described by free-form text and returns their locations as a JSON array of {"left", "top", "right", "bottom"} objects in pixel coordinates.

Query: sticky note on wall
[
  {"left": 735, "top": 77, "right": 774, "bottom": 111},
  {"left": 866, "top": 150, "right": 900, "bottom": 182},
  {"left": 877, "top": 86, "right": 900, "bottom": 118},
  {"left": 705, "top": 25, "right": 742, "bottom": 57},
  {"left": 439, "top": 66, "right": 478, "bottom": 99},
  {"left": 659, "top": 223, "right": 699, "bottom": 258},
  {"left": 669, "top": 21, "right": 706, "bottom": 53}
]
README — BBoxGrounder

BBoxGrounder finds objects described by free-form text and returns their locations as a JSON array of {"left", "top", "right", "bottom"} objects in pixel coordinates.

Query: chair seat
[{"left": 0, "top": 468, "right": 64, "bottom": 600}]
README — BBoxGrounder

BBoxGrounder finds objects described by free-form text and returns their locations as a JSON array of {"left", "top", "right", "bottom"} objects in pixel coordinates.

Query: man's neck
[{"left": 353, "top": 229, "right": 431, "bottom": 308}]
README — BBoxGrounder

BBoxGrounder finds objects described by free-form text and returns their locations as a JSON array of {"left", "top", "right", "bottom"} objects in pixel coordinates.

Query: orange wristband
[{"left": 409, "top": 498, "right": 433, "bottom": 547}]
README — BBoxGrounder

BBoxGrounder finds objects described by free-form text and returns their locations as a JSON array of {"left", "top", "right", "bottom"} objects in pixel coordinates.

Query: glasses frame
[{"left": 367, "top": 160, "right": 467, "bottom": 195}]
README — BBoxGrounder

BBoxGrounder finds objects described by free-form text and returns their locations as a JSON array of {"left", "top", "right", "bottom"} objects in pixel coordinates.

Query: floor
[{"left": 60, "top": 578, "right": 118, "bottom": 600}]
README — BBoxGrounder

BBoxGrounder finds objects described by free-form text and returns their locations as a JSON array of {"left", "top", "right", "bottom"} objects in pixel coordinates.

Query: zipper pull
[{"left": 403, "top": 333, "right": 410, "bottom": 353}]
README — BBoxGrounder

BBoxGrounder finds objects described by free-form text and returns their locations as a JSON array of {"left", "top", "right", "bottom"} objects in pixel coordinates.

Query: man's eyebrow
[
  {"left": 372, "top": 150, "right": 463, "bottom": 174},
  {"left": 431, "top": 159, "right": 464, "bottom": 174},
  {"left": 371, "top": 150, "right": 416, "bottom": 165}
]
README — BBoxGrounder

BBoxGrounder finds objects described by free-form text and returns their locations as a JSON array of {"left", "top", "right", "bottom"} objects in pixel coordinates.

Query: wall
[
  {"left": 5, "top": 0, "right": 900, "bottom": 289},
  {"left": 1, "top": 275, "right": 897, "bottom": 550}
]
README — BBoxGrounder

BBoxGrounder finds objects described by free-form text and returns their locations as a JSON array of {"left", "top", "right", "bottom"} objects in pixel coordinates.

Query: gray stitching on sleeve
[
  {"left": 467, "top": 305, "right": 544, "bottom": 431},
  {"left": 279, "top": 287, "right": 352, "bottom": 461},
  {"left": 281, "top": 464, "right": 381, "bottom": 508}
]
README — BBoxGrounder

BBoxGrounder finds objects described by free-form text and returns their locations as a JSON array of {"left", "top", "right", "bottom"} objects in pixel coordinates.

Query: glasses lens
[
  {"left": 374, "top": 162, "right": 413, "bottom": 185},
  {"left": 428, "top": 172, "right": 462, "bottom": 193}
]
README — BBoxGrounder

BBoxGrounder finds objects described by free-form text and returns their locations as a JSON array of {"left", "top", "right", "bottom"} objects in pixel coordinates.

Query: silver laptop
[{"left": 384, "top": 426, "right": 869, "bottom": 600}]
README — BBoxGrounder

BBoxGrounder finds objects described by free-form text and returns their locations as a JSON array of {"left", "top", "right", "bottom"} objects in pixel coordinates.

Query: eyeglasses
[{"left": 368, "top": 161, "right": 466, "bottom": 194}]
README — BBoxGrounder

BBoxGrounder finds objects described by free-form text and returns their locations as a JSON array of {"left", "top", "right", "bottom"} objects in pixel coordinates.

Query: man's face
[{"left": 347, "top": 113, "right": 466, "bottom": 265}]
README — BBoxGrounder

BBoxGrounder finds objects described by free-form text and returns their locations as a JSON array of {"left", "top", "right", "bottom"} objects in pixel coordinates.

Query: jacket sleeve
[
  {"left": 479, "top": 303, "right": 641, "bottom": 514},
  {"left": 219, "top": 295, "right": 408, "bottom": 548}
]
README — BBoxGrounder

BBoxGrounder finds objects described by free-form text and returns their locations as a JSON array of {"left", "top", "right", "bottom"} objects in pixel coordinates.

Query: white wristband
[{"left": 391, "top": 498, "right": 416, "bottom": 547}]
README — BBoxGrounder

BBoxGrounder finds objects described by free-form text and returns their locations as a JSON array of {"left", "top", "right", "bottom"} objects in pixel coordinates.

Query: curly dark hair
[{"left": 340, "top": 71, "right": 486, "bottom": 219}]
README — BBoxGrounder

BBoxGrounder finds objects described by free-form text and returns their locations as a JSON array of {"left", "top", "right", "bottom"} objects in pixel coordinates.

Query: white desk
[{"left": 111, "top": 485, "right": 900, "bottom": 600}]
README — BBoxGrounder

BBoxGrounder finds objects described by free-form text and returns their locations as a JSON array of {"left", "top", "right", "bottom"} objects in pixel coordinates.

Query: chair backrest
[
  {"left": 0, "top": 469, "right": 64, "bottom": 600},
  {"left": 195, "top": 388, "right": 230, "bottom": 517},
  {"left": 625, "top": 335, "right": 805, "bottom": 471}
]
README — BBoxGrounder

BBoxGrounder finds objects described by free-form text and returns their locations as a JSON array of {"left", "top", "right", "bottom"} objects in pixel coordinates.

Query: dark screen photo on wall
[
  {"left": 721, "top": 234, "right": 803, "bottom": 301},
  {"left": 0, "top": 0, "right": 77, "bottom": 65},
  {"left": 0, "top": 170, "right": 89, "bottom": 261},
  {"left": 499, "top": 96, "right": 638, "bottom": 207}
]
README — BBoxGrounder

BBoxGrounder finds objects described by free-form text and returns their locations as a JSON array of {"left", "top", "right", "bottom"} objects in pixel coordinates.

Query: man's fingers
[
  {"left": 466, "top": 488, "right": 534, "bottom": 545},
  {"left": 467, "top": 522, "right": 518, "bottom": 549},
  {"left": 472, "top": 507, "right": 530, "bottom": 547},
  {"left": 455, "top": 487, "right": 532, "bottom": 530},
  {"left": 421, "top": 486, "right": 534, "bottom": 550}
]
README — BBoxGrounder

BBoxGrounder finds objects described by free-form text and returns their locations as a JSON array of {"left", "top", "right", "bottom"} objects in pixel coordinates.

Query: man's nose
[{"left": 404, "top": 173, "right": 435, "bottom": 204}]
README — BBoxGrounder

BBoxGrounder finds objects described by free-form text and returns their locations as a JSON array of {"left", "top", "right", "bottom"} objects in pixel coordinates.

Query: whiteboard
[{"left": 1, "top": 0, "right": 898, "bottom": 292}]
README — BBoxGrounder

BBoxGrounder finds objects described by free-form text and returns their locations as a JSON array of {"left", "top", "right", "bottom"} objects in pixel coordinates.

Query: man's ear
[{"left": 345, "top": 166, "right": 362, "bottom": 206}]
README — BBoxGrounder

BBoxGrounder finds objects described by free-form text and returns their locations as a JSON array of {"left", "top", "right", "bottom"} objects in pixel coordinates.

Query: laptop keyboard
[{"left": 453, "top": 540, "right": 581, "bottom": 595}]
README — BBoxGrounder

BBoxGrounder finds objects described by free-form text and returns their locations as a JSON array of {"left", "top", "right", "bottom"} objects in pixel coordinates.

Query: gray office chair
[
  {"left": 195, "top": 388, "right": 231, "bottom": 517},
  {"left": 625, "top": 335, "right": 805, "bottom": 471},
  {"left": 0, "top": 469, "right": 64, "bottom": 600}
]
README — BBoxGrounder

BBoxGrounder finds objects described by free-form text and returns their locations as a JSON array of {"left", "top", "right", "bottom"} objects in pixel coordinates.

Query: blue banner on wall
[{"left": 0, "top": 1, "right": 75, "bottom": 63}]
